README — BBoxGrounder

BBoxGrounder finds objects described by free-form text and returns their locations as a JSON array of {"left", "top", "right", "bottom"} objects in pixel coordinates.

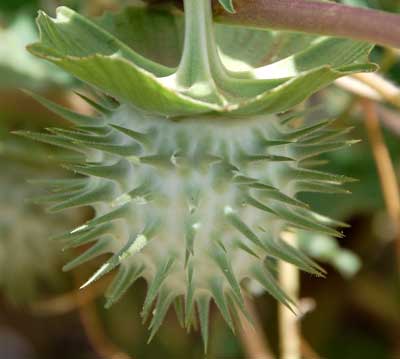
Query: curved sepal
[
  {"left": 28, "top": 5, "right": 377, "bottom": 117},
  {"left": 28, "top": 7, "right": 217, "bottom": 116}
]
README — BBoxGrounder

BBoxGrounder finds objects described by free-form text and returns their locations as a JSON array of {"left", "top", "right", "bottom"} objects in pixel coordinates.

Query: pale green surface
[{"left": 22, "top": 0, "right": 375, "bottom": 348}]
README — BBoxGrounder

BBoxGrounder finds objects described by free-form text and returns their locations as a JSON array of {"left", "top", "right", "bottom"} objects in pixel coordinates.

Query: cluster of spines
[{"left": 16, "top": 91, "right": 356, "bottom": 348}]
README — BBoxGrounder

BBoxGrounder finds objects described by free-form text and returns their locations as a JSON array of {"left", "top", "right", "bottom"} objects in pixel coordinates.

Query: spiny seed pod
[{"left": 20, "top": 0, "right": 376, "bottom": 348}]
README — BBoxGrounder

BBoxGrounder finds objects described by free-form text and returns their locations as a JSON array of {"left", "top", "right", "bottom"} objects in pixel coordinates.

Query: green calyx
[{"left": 28, "top": 1, "right": 376, "bottom": 117}]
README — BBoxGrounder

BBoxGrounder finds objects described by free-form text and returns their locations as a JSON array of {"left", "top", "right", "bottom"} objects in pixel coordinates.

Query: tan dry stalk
[
  {"left": 363, "top": 99, "right": 400, "bottom": 273},
  {"left": 278, "top": 232, "right": 301, "bottom": 359}
]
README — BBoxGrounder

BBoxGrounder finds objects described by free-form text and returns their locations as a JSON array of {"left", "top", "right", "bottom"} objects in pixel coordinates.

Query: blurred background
[{"left": 1, "top": 0, "right": 400, "bottom": 358}]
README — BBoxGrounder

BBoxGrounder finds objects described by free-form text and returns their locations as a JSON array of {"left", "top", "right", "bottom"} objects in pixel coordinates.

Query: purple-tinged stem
[{"left": 213, "top": 0, "right": 400, "bottom": 48}]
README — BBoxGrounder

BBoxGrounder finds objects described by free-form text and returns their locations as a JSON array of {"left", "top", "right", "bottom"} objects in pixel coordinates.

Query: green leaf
[
  {"left": 98, "top": 6, "right": 184, "bottom": 68},
  {"left": 230, "top": 63, "right": 376, "bottom": 115},
  {"left": 218, "top": 0, "right": 236, "bottom": 14},
  {"left": 32, "top": 7, "right": 172, "bottom": 76},
  {"left": 216, "top": 27, "right": 315, "bottom": 69}
]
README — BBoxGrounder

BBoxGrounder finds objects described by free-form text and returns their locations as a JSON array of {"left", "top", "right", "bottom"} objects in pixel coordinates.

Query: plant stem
[
  {"left": 300, "top": 336, "right": 321, "bottom": 359},
  {"left": 278, "top": 232, "right": 301, "bottom": 359},
  {"left": 237, "top": 296, "right": 275, "bottom": 359},
  {"left": 29, "top": 274, "right": 110, "bottom": 315},
  {"left": 352, "top": 73, "right": 400, "bottom": 107},
  {"left": 213, "top": 0, "right": 400, "bottom": 49},
  {"left": 335, "top": 73, "right": 400, "bottom": 116},
  {"left": 175, "top": 0, "right": 226, "bottom": 104},
  {"left": 78, "top": 298, "right": 132, "bottom": 359},
  {"left": 363, "top": 99, "right": 400, "bottom": 274},
  {"left": 72, "top": 267, "right": 132, "bottom": 359},
  {"left": 176, "top": 0, "right": 215, "bottom": 87}
]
